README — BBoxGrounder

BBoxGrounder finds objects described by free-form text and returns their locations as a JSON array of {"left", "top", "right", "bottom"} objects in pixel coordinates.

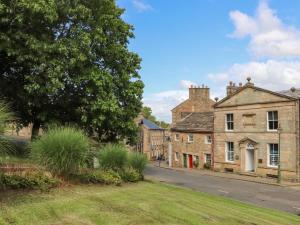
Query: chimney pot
[
  {"left": 291, "top": 87, "right": 296, "bottom": 92},
  {"left": 229, "top": 81, "right": 233, "bottom": 86},
  {"left": 239, "top": 82, "right": 242, "bottom": 87},
  {"left": 191, "top": 85, "right": 193, "bottom": 88},
  {"left": 247, "top": 77, "right": 251, "bottom": 82}
]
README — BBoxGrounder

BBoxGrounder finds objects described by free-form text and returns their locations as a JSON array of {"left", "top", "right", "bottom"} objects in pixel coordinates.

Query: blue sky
[{"left": 117, "top": 0, "right": 300, "bottom": 122}]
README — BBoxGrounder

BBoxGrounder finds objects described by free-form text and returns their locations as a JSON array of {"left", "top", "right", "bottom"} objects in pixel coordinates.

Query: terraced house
[
  {"left": 171, "top": 85, "right": 214, "bottom": 169},
  {"left": 214, "top": 78, "right": 300, "bottom": 181}
]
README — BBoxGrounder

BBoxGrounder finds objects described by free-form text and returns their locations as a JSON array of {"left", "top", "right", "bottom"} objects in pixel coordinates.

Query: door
[
  {"left": 183, "top": 154, "right": 187, "bottom": 168},
  {"left": 245, "top": 144, "right": 255, "bottom": 172},
  {"left": 188, "top": 155, "right": 193, "bottom": 168}
]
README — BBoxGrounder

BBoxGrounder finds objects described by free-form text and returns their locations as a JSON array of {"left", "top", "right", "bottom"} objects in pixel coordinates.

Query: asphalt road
[{"left": 144, "top": 165, "right": 300, "bottom": 215}]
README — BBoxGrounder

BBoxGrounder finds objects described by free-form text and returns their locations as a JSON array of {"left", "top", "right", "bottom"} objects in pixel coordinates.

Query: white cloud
[
  {"left": 208, "top": 60, "right": 300, "bottom": 93},
  {"left": 179, "top": 80, "right": 198, "bottom": 89},
  {"left": 143, "top": 90, "right": 188, "bottom": 123},
  {"left": 230, "top": 0, "right": 300, "bottom": 57},
  {"left": 132, "top": 0, "right": 152, "bottom": 12}
]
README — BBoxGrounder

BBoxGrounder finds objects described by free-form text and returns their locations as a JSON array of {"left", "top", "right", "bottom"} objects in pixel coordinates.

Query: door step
[{"left": 239, "top": 172, "right": 258, "bottom": 177}]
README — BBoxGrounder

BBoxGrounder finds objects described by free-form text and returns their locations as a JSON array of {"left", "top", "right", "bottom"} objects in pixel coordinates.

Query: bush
[
  {"left": 128, "top": 152, "right": 147, "bottom": 174},
  {"left": 120, "top": 167, "right": 141, "bottom": 182},
  {"left": 0, "top": 171, "right": 59, "bottom": 191},
  {"left": 31, "top": 126, "right": 89, "bottom": 177},
  {"left": 98, "top": 144, "right": 128, "bottom": 171},
  {"left": 72, "top": 169, "right": 122, "bottom": 186},
  {"left": 0, "top": 101, "right": 15, "bottom": 155},
  {"left": 204, "top": 162, "right": 211, "bottom": 169}
]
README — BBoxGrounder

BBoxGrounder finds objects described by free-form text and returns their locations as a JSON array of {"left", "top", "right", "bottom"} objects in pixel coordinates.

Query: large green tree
[{"left": 0, "top": 0, "right": 144, "bottom": 142}]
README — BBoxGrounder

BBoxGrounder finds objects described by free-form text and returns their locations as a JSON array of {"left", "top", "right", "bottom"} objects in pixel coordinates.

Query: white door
[{"left": 245, "top": 144, "right": 255, "bottom": 172}]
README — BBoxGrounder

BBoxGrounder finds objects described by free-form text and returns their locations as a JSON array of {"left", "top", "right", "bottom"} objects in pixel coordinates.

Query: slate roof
[
  {"left": 141, "top": 118, "right": 164, "bottom": 130},
  {"left": 171, "top": 112, "right": 214, "bottom": 132},
  {"left": 278, "top": 89, "right": 300, "bottom": 99}
]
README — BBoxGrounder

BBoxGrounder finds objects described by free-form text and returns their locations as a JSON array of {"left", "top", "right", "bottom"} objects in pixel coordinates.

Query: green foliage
[
  {"left": 31, "top": 127, "right": 89, "bottom": 176},
  {"left": 0, "top": 0, "right": 144, "bottom": 142},
  {"left": 98, "top": 144, "right": 128, "bottom": 171},
  {"left": 204, "top": 162, "right": 211, "bottom": 169},
  {"left": 0, "top": 171, "right": 58, "bottom": 191},
  {"left": 0, "top": 101, "right": 15, "bottom": 155},
  {"left": 72, "top": 169, "right": 122, "bottom": 186},
  {"left": 128, "top": 152, "right": 147, "bottom": 174},
  {"left": 120, "top": 167, "right": 141, "bottom": 182},
  {"left": 141, "top": 106, "right": 169, "bottom": 129}
]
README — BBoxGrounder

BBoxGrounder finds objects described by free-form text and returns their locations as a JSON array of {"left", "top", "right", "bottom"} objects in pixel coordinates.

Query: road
[{"left": 144, "top": 165, "right": 300, "bottom": 215}]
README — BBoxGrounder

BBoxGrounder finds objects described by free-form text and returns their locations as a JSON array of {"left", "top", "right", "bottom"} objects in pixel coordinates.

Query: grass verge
[{"left": 0, "top": 181, "right": 299, "bottom": 225}]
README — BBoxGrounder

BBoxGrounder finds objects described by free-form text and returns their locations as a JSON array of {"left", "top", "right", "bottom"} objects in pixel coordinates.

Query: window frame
[
  {"left": 175, "top": 152, "right": 179, "bottom": 161},
  {"left": 267, "top": 111, "right": 278, "bottom": 131},
  {"left": 204, "top": 153, "right": 212, "bottom": 164},
  {"left": 225, "top": 113, "right": 234, "bottom": 131},
  {"left": 174, "top": 133, "right": 179, "bottom": 141},
  {"left": 187, "top": 134, "right": 194, "bottom": 143},
  {"left": 205, "top": 135, "right": 212, "bottom": 144},
  {"left": 268, "top": 143, "right": 279, "bottom": 168},
  {"left": 225, "top": 142, "right": 234, "bottom": 162}
]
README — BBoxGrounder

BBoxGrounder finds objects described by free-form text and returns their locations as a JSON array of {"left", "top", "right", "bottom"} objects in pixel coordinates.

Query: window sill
[
  {"left": 267, "top": 165, "right": 278, "bottom": 168},
  {"left": 267, "top": 130, "right": 278, "bottom": 132}
]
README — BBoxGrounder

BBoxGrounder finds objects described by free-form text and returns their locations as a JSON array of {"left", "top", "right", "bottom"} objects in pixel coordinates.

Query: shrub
[
  {"left": 120, "top": 167, "right": 141, "bottom": 182},
  {"left": 98, "top": 144, "right": 128, "bottom": 171},
  {"left": 31, "top": 127, "right": 89, "bottom": 177},
  {"left": 72, "top": 169, "right": 122, "bottom": 186},
  {"left": 204, "top": 162, "right": 211, "bottom": 169},
  {"left": 0, "top": 171, "right": 59, "bottom": 191},
  {"left": 128, "top": 152, "right": 147, "bottom": 174},
  {"left": 0, "top": 101, "right": 15, "bottom": 155}
]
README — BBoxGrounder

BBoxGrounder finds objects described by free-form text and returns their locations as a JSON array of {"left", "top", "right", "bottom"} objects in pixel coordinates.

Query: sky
[{"left": 117, "top": 0, "right": 300, "bottom": 122}]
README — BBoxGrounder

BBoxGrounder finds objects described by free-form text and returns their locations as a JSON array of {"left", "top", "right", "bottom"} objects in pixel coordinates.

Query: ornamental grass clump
[
  {"left": 128, "top": 152, "right": 147, "bottom": 174},
  {"left": 31, "top": 127, "right": 89, "bottom": 177},
  {"left": 98, "top": 144, "right": 128, "bottom": 172}
]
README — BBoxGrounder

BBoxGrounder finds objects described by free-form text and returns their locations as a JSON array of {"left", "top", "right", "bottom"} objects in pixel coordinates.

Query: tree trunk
[{"left": 31, "top": 121, "right": 41, "bottom": 140}]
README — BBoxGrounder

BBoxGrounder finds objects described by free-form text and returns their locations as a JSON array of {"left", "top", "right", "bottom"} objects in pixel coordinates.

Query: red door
[{"left": 188, "top": 155, "right": 193, "bottom": 168}]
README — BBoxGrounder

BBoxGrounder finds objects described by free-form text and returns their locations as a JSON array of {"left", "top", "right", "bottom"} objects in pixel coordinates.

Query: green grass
[{"left": 0, "top": 181, "right": 299, "bottom": 225}]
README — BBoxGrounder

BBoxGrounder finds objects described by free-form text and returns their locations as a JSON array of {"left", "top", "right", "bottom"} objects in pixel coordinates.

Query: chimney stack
[{"left": 189, "top": 85, "right": 210, "bottom": 101}]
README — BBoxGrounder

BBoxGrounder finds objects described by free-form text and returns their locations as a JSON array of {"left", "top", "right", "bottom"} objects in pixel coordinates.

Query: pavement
[{"left": 144, "top": 164, "right": 300, "bottom": 215}]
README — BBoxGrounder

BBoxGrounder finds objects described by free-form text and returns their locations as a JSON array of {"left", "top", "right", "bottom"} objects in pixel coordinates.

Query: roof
[
  {"left": 171, "top": 112, "right": 213, "bottom": 132},
  {"left": 278, "top": 89, "right": 300, "bottom": 99},
  {"left": 214, "top": 84, "right": 298, "bottom": 108},
  {"left": 140, "top": 118, "right": 164, "bottom": 130}
]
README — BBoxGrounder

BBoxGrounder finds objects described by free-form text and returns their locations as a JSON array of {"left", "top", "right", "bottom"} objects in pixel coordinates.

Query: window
[
  {"left": 205, "top": 154, "right": 211, "bottom": 165},
  {"left": 187, "top": 134, "right": 194, "bottom": 143},
  {"left": 269, "top": 144, "right": 279, "bottom": 167},
  {"left": 175, "top": 152, "right": 179, "bottom": 161},
  {"left": 268, "top": 111, "right": 278, "bottom": 131},
  {"left": 174, "top": 133, "right": 179, "bottom": 141},
  {"left": 226, "top": 142, "right": 234, "bottom": 162},
  {"left": 205, "top": 135, "right": 212, "bottom": 144},
  {"left": 226, "top": 113, "right": 234, "bottom": 131}
]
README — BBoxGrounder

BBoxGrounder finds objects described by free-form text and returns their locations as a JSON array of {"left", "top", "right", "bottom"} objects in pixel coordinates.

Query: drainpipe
[{"left": 211, "top": 114, "right": 215, "bottom": 170}]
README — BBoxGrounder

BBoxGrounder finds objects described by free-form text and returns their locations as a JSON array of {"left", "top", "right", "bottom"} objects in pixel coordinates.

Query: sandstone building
[
  {"left": 214, "top": 78, "right": 300, "bottom": 181},
  {"left": 136, "top": 117, "right": 167, "bottom": 160},
  {"left": 171, "top": 86, "right": 214, "bottom": 169}
]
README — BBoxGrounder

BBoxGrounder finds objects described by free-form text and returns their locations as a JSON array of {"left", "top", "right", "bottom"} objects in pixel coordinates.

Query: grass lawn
[{"left": 0, "top": 181, "right": 299, "bottom": 225}]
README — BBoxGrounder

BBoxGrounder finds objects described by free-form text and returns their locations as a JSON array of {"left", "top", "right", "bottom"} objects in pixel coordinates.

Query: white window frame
[
  {"left": 268, "top": 143, "right": 279, "bottom": 168},
  {"left": 205, "top": 135, "right": 212, "bottom": 144},
  {"left": 187, "top": 134, "right": 194, "bottom": 143},
  {"left": 267, "top": 111, "right": 278, "bottom": 132},
  {"left": 225, "top": 142, "right": 234, "bottom": 162},
  {"left": 175, "top": 152, "right": 179, "bottom": 161},
  {"left": 225, "top": 113, "right": 234, "bottom": 131},
  {"left": 174, "top": 133, "right": 179, "bottom": 141},
  {"left": 204, "top": 153, "right": 212, "bottom": 164}
]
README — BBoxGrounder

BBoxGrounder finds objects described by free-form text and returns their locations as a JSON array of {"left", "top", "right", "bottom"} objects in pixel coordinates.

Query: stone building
[
  {"left": 214, "top": 78, "right": 300, "bottom": 181},
  {"left": 171, "top": 86, "right": 215, "bottom": 169},
  {"left": 136, "top": 118, "right": 167, "bottom": 160}
]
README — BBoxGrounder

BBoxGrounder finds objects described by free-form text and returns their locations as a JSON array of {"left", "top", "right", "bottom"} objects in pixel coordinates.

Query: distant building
[
  {"left": 171, "top": 85, "right": 214, "bottom": 169},
  {"left": 136, "top": 117, "right": 168, "bottom": 160}
]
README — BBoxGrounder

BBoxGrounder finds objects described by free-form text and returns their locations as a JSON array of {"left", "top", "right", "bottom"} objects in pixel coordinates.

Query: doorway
[
  {"left": 245, "top": 143, "right": 255, "bottom": 172},
  {"left": 188, "top": 155, "right": 193, "bottom": 168}
]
